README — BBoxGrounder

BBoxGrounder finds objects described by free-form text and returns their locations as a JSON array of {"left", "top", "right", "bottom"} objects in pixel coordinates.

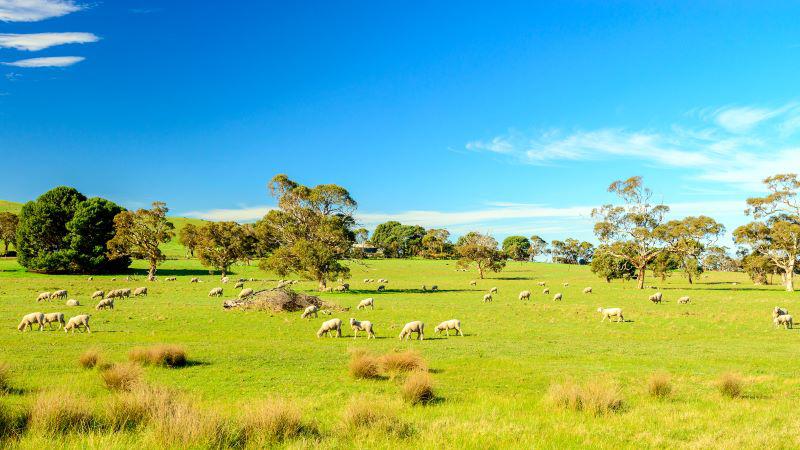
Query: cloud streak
[
  {"left": 0, "top": 32, "right": 98, "bottom": 51},
  {"left": 0, "top": 0, "right": 82, "bottom": 22},
  {"left": 3, "top": 55, "right": 84, "bottom": 67}
]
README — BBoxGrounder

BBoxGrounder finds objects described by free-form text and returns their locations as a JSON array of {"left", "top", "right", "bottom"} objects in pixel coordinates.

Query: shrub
[
  {"left": 647, "top": 372, "right": 673, "bottom": 399},
  {"left": 341, "top": 396, "right": 413, "bottom": 438},
  {"left": 100, "top": 363, "right": 142, "bottom": 392},
  {"left": 349, "top": 350, "right": 381, "bottom": 380},
  {"left": 547, "top": 379, "right": 624, "bottom": 416},
  {"left": 243, "top": 399, "right": 308, "bottom": 444},
  {"left": 378, "top": 350, "right": 427, "bottom": 376},
  {"left": 106, "top": 392, "right": 150, "bottom": 432},
  {"left": 129, "top": 345, "right": 188, "bottom": 368},
  {"left": 401, "top": 372, "right": 435, "bottom": 405},
  {"left": 0, "top": 363, "right": 10, "bottom": 393},
  {"left": 29, "top": 391, "right": 99, "bottom": 434},
  {"left": 718, "top": 372, "right": 744, "bottom": 398},
  {"left": 148, "top": 399, "right": 243, "bottom": 448},
  {"left": 79, "top": 349, "right": 102, "bottom": 369}
]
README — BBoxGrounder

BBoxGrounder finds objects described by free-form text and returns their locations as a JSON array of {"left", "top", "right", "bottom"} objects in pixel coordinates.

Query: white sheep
[
  {"left": 317, "top": 318, "right": 342, "bottom": 338},
  {"left": 537, "top": 281, "right": 546, "bottom": 286},
  {"left": 543, "top": 288, "right": 550, "bottom": 294},
  {"left": 91, "top": 290, "right": 104, "bottom": 300},
  {"left": 190, "top": 277, "right": 200, "bottom": 283},
  {"left": 490, "top": 287, "right": 498, "bottom": 294},
  {"left": 208, "top": 287, "right": 223, "bottom": 297},
  {"left": 483, "top": 293, "right": 493, "bottom": 303},
  {"left": 334, "top": 284, "right": 349, "bottom": 292},
  {"left": 221, "top": 276, "right": 229, "bottom": 284},
  {"left": 96, "top": 298, "right": 114, "bottom": 310},
  {"left": 649, "top": 292, "right": 663, "bottom": 303},
  {"left": 553, "top": 293, "right": 563, "bottom": 301},
  {"left": 519, "top": 290, "right": 531, "bottom": 301},
  {"left": 774, "top": 314, "right": 793, "bottom": 329},
  {"left": 234, "top": 281, "right": 244, "bottom": 289},
  {"left": 165, "top": 277, "right": 177, "bottom": 281},
  {"left": 120, "top": 288, "right": 131, "bottom": 298},
  {"left": 678, "top": 296, "right": 690, "bottom": 304},
  {"left": 66, "top": 299, "right": 80, "bottom": 307},
  {"left": 434, "top": 319, "right": 463, "bottom": 336},
  {"left": 350, "top": 318, "right": 376, "bottom": 339},
  {"left": 17, "top": 312, "right": 45, "bottom": 331},
  {"left": 87, "top": 276, "right": 93, "bottom": 281},
  {"left": 598, "top": 307, "right": 624, "bottom": 322},
  {"left": 36, "top": 292, "right": 51, "bottom": 302},
  {"left": 562, "top": 282, "right": 569, "bottom": 287},
  {"left": 133, "top": 287, "right": 148, "bottom": 297},
  {"left": 773, "top": 307, "right": 789, "bottom": 319},
  {"left": 363, "top": 278, "right": 370, "bottom": 283},
  {"left": 469, "top": 280, "right": 477, "bottom": 286},
  {"left": 399, "top": 321, "right": 424, "bottom": 340},
  {"left": 430, "top": 285, "right": 438, "bottom": 291},
  {"left": 51, "top": 290, "right": 67, "bottom": 300},
  {"left": 64, "top": 314, "right": 91, "bottom": 333},
  {"left": 43, "top": 312, "right": 65, "bottom": 330},
  {"left": 357, "top": 298, "right": 374, "bottom": 310},
  {"left": 239, "top": 288, "right": 254, "bottom": 299},
  {"left": 378, "top": 278, "right": 388, "bottom": 284},
  {"left": 301, "top": 304, "right": 319, "bottom": 319},
  {"left": 583, "top": 287, "right": 592, "bottom": 294}
]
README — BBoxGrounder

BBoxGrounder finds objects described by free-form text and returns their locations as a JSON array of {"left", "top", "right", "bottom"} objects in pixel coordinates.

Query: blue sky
[{"left": 2, "top": 1, "right": 800, "bottom": 246}]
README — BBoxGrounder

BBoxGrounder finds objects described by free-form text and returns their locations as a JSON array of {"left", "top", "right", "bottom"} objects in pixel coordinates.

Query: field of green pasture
[{"left": 1, "top": 257, "right": 799, "bottom": 448}]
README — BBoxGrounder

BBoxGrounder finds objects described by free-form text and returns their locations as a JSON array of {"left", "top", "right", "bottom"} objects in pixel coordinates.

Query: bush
[
  {"left": 0, "top": 363, "right": 10, "bottom": 393},
  {"left": 79, "top": 349, "right": 102, "bottom": 369},
  {"left": 100, "top": 363, "right": 142, "bottom": 392},
  {"left": 718, "top": 372, "right": 744, "bottom": 398},
  {"left": 378, "top": 350, "right": 427, "bottom": 376},
  {"left": 341, "top": 396, "right": 413, "bottom": 438},
  {"left": 243, "top": 399, "right": 308, "bottom": 444},
  {"left": 129, "top": 345, "right": 188, "bottom": 368},
  {"left": 148, "top": 399, "right": 243, "bottom": 448},
  {"left": 401, "top": 372, "right": 435, "bottom": 405},
  {"left": 547, "top": 379, "right": 624, "bottom": 415},
  {"left": 349, "top": 350, "right": 381, "bottom": 380},
  {"left": 647, "top": 372, "right": 673, "bottom": 399},
  {"left": 106, "top": 392, "right": 150, "bottom": 432},
  {"left": 29, "top": 391, "right": 100, "bottom": 434}
]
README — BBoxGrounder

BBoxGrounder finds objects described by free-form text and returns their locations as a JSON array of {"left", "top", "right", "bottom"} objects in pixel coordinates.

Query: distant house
[{"left": 352, "top": 243, "right": 379, "bottom": 256}]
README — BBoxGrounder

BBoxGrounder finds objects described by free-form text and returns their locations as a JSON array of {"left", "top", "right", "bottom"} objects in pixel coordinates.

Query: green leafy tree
[
  {"left": 455, "top": 231, "right": 506, "bottom": 279},
  {"left": 529, "top": 235, "right": 549, "bottom": 261},
  {"left": 195, "top": 221, "right": 248, "bottom": 276},
  {"left": 421, "top": 228, "right": 453, "bottom": 259},
  {"left": 590, "top": 245, "right": 636, "bottom": 282},
  {"left": 178, "top": 223, "right": 200, "bottom": 258},
  {"left": 550, "top": 238, "right": 594, "bottom": 265},
  {"left": 107, "top": 202, "right": 175, "bottom": 280},
  {"left": 650, "top": 251, "right": 681, "bottom": 282},
  {"left": 502, "top": 235, "right": 531, "bottom": 261},
  {"left": 370, "top": 221, "right": 426, "bottom": 257},
  {"left": 657, "top": 216, "right": 725, "bottom": 284},
  {"left": 0, "top": 212, "right": 19, "bottom": 255}
]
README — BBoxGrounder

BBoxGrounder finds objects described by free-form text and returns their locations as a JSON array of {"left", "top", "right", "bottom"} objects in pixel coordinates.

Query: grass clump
[
  {"left": 718, "top": 372, "right": 744, "bottom": 398},
  {"left": 29, "top": 391, "right": 100, "bottom": 434},
  {"left": 78, "top": 349, "right": 102, "bottom": 369},
  {"left": 0, "top": 363, "right": 10, "bottom": 393},
  {"left": 243, "top": 399, "right": 311, "bottom": 444},
  {"left": 378, "top": 350, "right": 427, "bottom": 377},
  {"left": 129, "top": 345, "right": 188, "bottom": 368},
  {"left": 341, "top": 396, "right": 413, "bottom": 438},
  {"left": 100, "top": 363, "right": 142, "bottom": 392},
  {"left": 0, "top": 401, "right": 27, "bottom": 441},
  {"left": 401, "top": 372, "right": 435, "bottom": 405},
  {"left": 647, "top": 372, "right": 673, "bottom": 399},
  {"left": 348, "top": 349, "right": 382, "bottom": 380},
  {"left": 547, "top": 379, "right": 624, "bottom": 416}
]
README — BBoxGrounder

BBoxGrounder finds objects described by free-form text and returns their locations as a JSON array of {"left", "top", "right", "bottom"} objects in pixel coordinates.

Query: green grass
[
  {"left": 1, "top": 257, "right": 800, "bottom": 448},
  {"left": 0, "top": 200, "right": 22, "bottom": 214}
]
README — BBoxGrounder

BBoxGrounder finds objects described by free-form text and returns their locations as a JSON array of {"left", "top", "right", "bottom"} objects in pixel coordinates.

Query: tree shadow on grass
[
  {"left": 127, "top": 268, "right": 214, "bottom": 277},
  {"left": 492, "top": 276, "right": 536, "bottom": 281},
  {"left": 351, "top": 289, "right": 473, "bottom": 295}
]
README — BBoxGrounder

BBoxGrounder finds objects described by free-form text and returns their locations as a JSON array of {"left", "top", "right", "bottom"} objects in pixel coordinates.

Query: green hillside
[{"left": 0, "top": 200, "right": 22, "bottom": 214}]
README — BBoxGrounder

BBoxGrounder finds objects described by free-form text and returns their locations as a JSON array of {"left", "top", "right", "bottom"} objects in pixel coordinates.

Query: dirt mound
[{"left": 222, "top": 288, "right": 344, "bottom": 312}]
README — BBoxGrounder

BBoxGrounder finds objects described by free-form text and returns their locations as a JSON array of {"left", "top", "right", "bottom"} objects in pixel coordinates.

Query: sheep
[
  {"left": 678, "top": 296, "right": 690, "bottom": 304},
  {"left": 430, "top": 285, "right": 438, "bottom": 291},
  {"left": 774, "top": 314, "right": 793, "bottom": 329},
  {"left": 422, "top": 285, "right": 427, "bottom": 291},
  {"left": 234, "top": 281, "right": 244, "bottom": 289},
  {"left": 583, "top": 287, "right": 592, "bottom": 294},
  {"left": 208, "top": 287, "right": 223, "bottom": 297},
  {"left": 87, "top": 276, "right": 93, "bottom": 281},
  {"left": 469, "top": 280, "right": 477, "bottom": 286},
  {"left": 363, "top": 278, "right": 370, "bottom": 283},
  {"left": 96, "top": 298, "right": 114, "bottom": 310},
  {"left": 239, "top": 288, "right": 254, "bottom": 299},
  {"left": 133, "top": 287, "right": 148, "bottom": 297},
  {"left": 190, "top": 277, "right": 200, "bottom": 283},
  {"left": 316, "top": 318, "right": 342, "bottom": 338},
  {"left": 543, "top": 288, "right": 550, "bottom": 294},
  {"left": 537, "top": 281, "right": 546, "bottom": 286},
  {"left": 165, "top": 277, "right": 177, "bottom": 281},
  {"left": 773, "top": 307, "right": 789, "bottom": 319},
  {"left": 43, "top": 313, "right": 65, "bottom": 330},
  {"left": 350, "top": 318, "right": 376, "bottom": 339},
  {"left": 17, "top": 312, "right": 45, "bottom": 331},
  {"left": 106, "top": 289, "right": 120, "bottom": 299},
  {"left": 357, "top": 298, "right": 374, "bottom": 310},
  {"left": 91, "top": 290, "right": 104, "bottom": 300},
  {"left": 598, "top": 307, "right": 624, "bottom": 322},
  {"left": 66, "top": 299, "right": 80, "bottom": 307},
  {"left": 519, "top": 290, "right": 531, "bottom": 301},
  {"left": 334, "top": 284, "right": 349, "bottom": 292},
  {"left": 221, "top": 276, "right": 229, "bottom": 284},
  {"left": 483, "top": 293, "right": 493, "bottom": 303},
  {"left": 649, "top": 292, "right": 663, "bottom": 304},
  {"left": 301, "top": 305, "right": 319, "bottom": 319},
  {"left": 64, "top": 315, "right": 91, "bottom": 333},
  {"left": 377, "top": 285, "right": 386, "bottom": 292},
  {"left": 399, "top": 321, "right": 424, "bottom": 340},
  {"left": 378, "top": 278, "right": 388, "bottom": 284},
  {"left": 553, "top": 293, "right": 562, "bottom": 301},
  {"left": 120, "top": 288, "right": 131, "bottom": 298},
  {"left": 36, "top": 292, "right": 51, "bottom": 302},
  {"left": 562, "top": 282, "right": 569, "bottom": 287},
  {"left": 51, "top": 290, "right": 68, "bottom": 300},
  {"left": 111, "top": 278, "right": 117, "bottom": 281},
  {"left": 434, "top": 319, "right": 463, "bottom": 337},
  {"left": 490, "top": 287, "right": 498, "bottom": 294}
]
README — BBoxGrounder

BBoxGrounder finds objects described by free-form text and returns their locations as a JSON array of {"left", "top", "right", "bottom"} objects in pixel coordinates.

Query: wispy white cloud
[
  {"left": 2, "top": 55, "right": 84, "bottom": 67},
  {"left": 712, "top": 105, "right": 793, "bottom": 133},
  {"left": 0, "top": 0, "right": 82, "bottom": 22},
  {"left": 0, "top": 32, "right": 98, "bottom": 51}
]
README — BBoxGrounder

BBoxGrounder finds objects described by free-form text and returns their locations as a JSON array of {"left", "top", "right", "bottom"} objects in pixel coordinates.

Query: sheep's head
[
  {"left": 349, "top": 318, "right": 356, "bottom": 325},
  {"left": 597, "top": 307, "right": 603, "bottom": 313}
]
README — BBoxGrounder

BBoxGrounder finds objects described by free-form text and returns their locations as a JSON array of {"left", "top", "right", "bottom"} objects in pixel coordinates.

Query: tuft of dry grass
[
  {"left": 100, "top": 363, "right": 143, "bottom": 392},
  {"left": 341, "top": 396, "right": 413, "bottom": 438},
  {"left": 0, "top": 363, "right": 10, "bottom": 393},
  {"left": 78, "top": 349, "right": 102, "bottom": 369},
  {"left": 29, "top": 391, "right": 100, "bottom": 435},
  {"left": 378, "top": 350, "right": 427, "bottom": 377},
  {"left": 129, "top": 345, "right": 188, "bottom": 368},
  {"left": 547, "top": 379, "right": 624, "bottom": 415},
  {"left": 401, "top": 372, "right": 435, "bottom": 405},
  {"left": 718, "top": 372, "right": 744, "bottom": 398},
  {"left": 348, "top": 349, "right": 382, "bottom": 380},
  {"left": 647, "top": 372, "right": 673, "bottom": 399},
  {"left": 147, "top": 399, "right": 243, "bottom": 448},
  {"left": 243, "top": 399, "right": 309, "bottom": 444}
]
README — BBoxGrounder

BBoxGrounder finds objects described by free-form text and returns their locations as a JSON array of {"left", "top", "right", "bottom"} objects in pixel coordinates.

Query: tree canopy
[
  {"left": 107, "top": 202, "right": 175, "bottom": 280},
  {"left": 455, "top": 231, "right": 506, "bottom": 279},
  {"left": 0, "top": 212, "right": 19, "bottom": 255},
  {"left": 502, "top": 235, "right": 531, "bottom": 261},
  {"left": 195, "top": 221, "right": 248, "bottom": 276}
]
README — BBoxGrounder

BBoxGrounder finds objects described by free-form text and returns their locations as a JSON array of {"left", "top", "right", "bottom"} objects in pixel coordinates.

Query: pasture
[{"left": 0, "top": 257, "right": 799, "bottom": 448}]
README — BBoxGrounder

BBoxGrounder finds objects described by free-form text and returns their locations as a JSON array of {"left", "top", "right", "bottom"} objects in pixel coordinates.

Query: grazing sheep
[
  {"left": 234, "top": 281, "right": 244, "bottom": 289},
  {"left": 357, "top": 298, "right": 375, "bottom": 310},
  {"left": 543, "top": 288, "right": 550, "bottom": 294},
  {"left": 17, "top": 312, "right": 45, "bottom": 331},
  {"left": 678, "top": 296, "right": 690, "bottom": 304},
  {"left": 111, "top": 278, "right": 117, "bottom": 282},
  {"left": 316, "top": 318, "right": 342, "bottom": 338},
  {"left": 106, "top": 289, "right": 120, "bottom": 299},
  {"left": 334, "top": 284, "right": 349, "bottom": 292},
  {"left": 165, "top": 277, "right": 177, "bottom": 281},
  {"left": 301, "top": 305, "right": 319, "bottom": 319},
  {"left": 649, "top": 292, "right": 663, "bottom": 303},
  {"left": 120, "top": 288, "right": 131, "bottom": 298},
  {"left": 221, "top": 276, "right": 229, "bottom": 284},
  {"left": 519, "top": 290, "right": 531, "bottom": 301},
  {"left": 239, "top": 288, "right": 254, "bottom": 299},
  {"left": 434, "top": 319, "right": 463, "bottom": 337},
  {"left": 553, "top": 293, "right": 563, "bottom": 301},
  {"left": 208, "top": 287, "right": 223, "bottom": 297},
  {"left": 87, "top": 276, "right": 93, "bottom": 281},
  {"left": 422, "top": 285, "right": 427, "bottom": 291},
  {"left": 64, "top": 315, "right": 91, "bottom": 333},
  {"left": 66, "top": 299, "right": 80, "bottom": 307},
  {"left": 36, "top": 292, "right": 51, "bottom": 302},
  {"left": 350, "top": 318, "right": 376, "bottom": 339},
  {"left": 583, "top": 287, "right": 592, "bottom": 294},
  {"left": 430, "top": 285, "right": 438, "bottom": 291},
  {"left": 51, "top": 290, "right": 68, "bottom": 300},
  {"left": 399, "top": 321, "right": 425, "bottom": 340},
  {"left": 774, "top": 314, "right": 794, "bottom": 329},
  {"left": 469, "top": 280, "right": 477, "bottom": 286},
  {"left": 190, "top": 277, "right": 200, "bottom": 283},
  {"left": 43, "top": 313, "right": 65, "bottom": 330},
  {"left": 562, "top": 283, "right": 569, "bottom": 287},
  {"left": 96, "top": 298, "right": 114, "bottom": 310},
  {"left": 598, "top": 307, "right": 624, "bottom": 322},
  {"left": 133, "top": 287, "right": 148, "bottom": 297},
  {"left": 378, "top": 278, "right": 388, "bottom": 284},
  {"left": 363, "top": 278, "right": 370, "bottom": 283},
  {"left": 483, "top": 293, "right": 493, "bottom": 303},
  {"left": 91, "top": 290, "right": 104, "bottom": 300},
  {"left": 537, "top": 281, "right": 546, "bottom": 286},
  {"left": 490, "top": 287, "right": 498, "bottom": 294},
  {"left": 377, "top": 285, "right": 386, "bottom": 292},
  {"left": 773, "top": 307, "right": 789, "bottom": 319}
]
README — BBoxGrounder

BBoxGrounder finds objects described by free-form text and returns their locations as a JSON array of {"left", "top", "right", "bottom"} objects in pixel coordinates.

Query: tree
[
  {"left": 650, "top": 251, "right": 680, "bottom": 282},
  {"left": 529, "top": 235, "right": 549, "bottom": 261},
  {"left": 16, "top": 186, "right": 129, "bottom": 273},
  {"left": 370, "top": 221, "right": 426, "bottom": 258},
  {"left": 591, "top": 245, "right": 636, "bottom": 282},
  {"left": 737, "top": 249, "right": 774, "bottom": 285},
  {"left": 107, "top": 202, "right": 175, "bottom": 280},
  {"left": 502, "top": 236, "right": 531, "bottom": 261},
  {"left": 455, "top": 231, "right": 506, "bottom": 278},
  {"left": 0, "top": 212, "right": 18, "bottom": 255},
  {"left": 257, "top": 174, "right": 356, "bottom": 290},
  {"left": 550, "top": 238, "right": 594, "bottom": 265},
  {"left": 592, "top": 176, "right": 669, "bottom": 289},
  {"left": 178, "top": 223, "right": 200, "bottom": 258},
  {"left": 703, "top": 246, "right": 738, "bottom": 272},
  {"left": 195, "top": 221, "right": 248, "bottom": 275},
  {"left": 421, "top": 228, "right": 453, "bottom": 259},
  {"left": 657, "top": 216, "right": 725, "bottom": 283},
  {"left": 354, "top": 228, "right": 369, "bottom": 245}
]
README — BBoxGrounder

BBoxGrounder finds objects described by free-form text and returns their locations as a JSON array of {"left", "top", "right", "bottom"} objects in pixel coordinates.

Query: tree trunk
[
  {"left": 637, "top": 266, "right": 645, "bottom": 289},
  {"left": 478, "top": 263, "right": 484, "bottom": 279},
  {"left": 148, "top": 262, "right": 157, "bottom": 280},
  {"left": 786, "top": 263, "right": 795, "bottom": 292},
  {"left": 318, "top": 278, "right": 327, "bottom": 291},
  {"left": 687, "top": 272, "right": 693, "bottom": 284},
  {"left": 3, "top": 241, "right": 8, "bottom": 255}
]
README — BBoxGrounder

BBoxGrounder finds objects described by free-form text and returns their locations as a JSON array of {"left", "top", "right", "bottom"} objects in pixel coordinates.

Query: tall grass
[
  {"left": 341, "top": 396, "right": 413, "bottom": 438},
  {"left": 348, "top": 349, "right": 381, "bottom": 379},
  {"left": 243, "top": 399, "right": 310, "bottom": 444},
  {"left": 378, "top": 350, "right": 427, "bottom": 377},
  {"left": 78, "top": 349, "right": 102, "bottom": 369},
  {"left": 28, "top": 391, "right": 100, "bottom": 435},
  {"left": 401, "top": 372, "right": 435, "bottom": 405},
  {"left": 647, "top": 372, "right": 673, "bottom": 399},
  {"left": 718, "top": 372, "right": 744, "bottom": 398},
  {"left": 0, "top": 363, "right": 10, "bottom": 393},
  {"left": 100, "top": 363, "right": 142, "bottom": 392},
  {"left": 129, "top": 345, "right": 188, "bottom": 368},
  {"left": 547, "top": 379, "right": 624, "bottom": 415}
]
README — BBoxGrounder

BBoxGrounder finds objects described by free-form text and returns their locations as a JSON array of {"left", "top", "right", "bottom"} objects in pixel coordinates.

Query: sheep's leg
[{"left": 458, "top": 328, "right": 463, "bottom": 336}]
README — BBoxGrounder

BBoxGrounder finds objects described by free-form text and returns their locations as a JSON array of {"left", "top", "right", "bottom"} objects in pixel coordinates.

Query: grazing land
[{"left": 1, "top": 257, "right": 799, "bottom": 448}]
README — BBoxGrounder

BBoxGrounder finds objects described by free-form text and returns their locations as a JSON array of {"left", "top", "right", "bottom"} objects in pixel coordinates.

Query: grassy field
[{"left": 0, "top": 257, "right": 798, "bottom": 448}]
